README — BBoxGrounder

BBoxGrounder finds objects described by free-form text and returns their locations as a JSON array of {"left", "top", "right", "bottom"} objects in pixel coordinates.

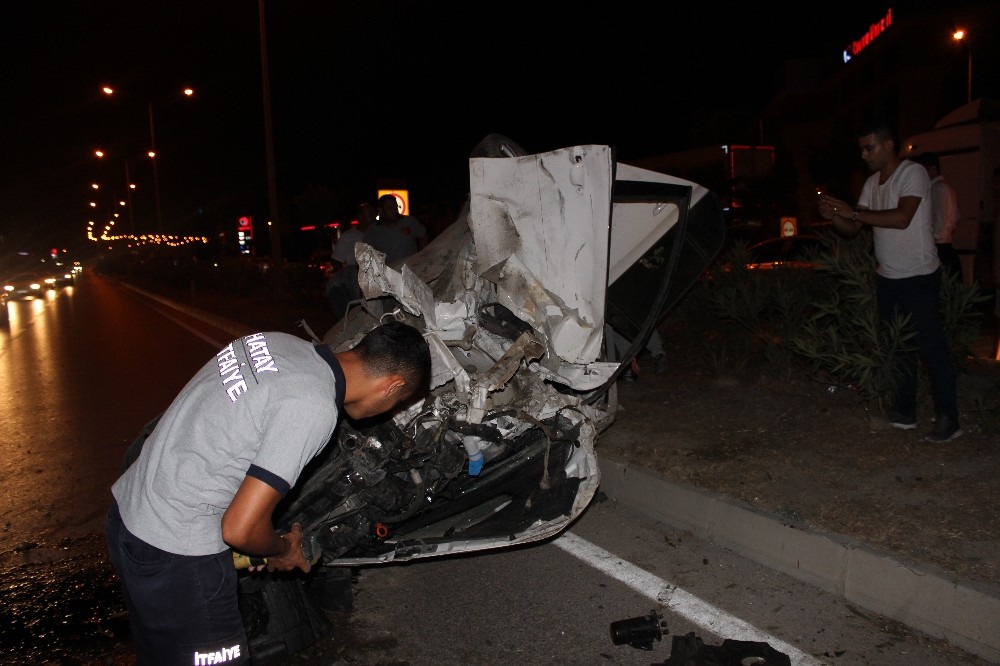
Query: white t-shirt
[
  {"left": 928, "top": 175, "right": 961, "bottom": 244},
  {"left": 332, "top": 227, "right": 365, "bottom": 265},
  {"left": 859, "top": 159, "right": 938, "bottom": 279}
]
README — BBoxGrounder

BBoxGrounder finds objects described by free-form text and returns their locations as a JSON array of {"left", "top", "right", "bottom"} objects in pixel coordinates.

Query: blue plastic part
[{"left": 468, "top": 451, "right": 484, "bottom": 476}]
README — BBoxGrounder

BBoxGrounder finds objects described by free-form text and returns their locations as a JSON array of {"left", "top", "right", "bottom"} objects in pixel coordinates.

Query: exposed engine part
[{"left": 275, "top": 405, "right": 588, "bottom": 563}]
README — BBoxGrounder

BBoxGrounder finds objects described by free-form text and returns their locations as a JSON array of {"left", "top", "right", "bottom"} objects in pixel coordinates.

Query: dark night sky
[{"left": 0, "top": 1, "right": 990, "bottom": 257}]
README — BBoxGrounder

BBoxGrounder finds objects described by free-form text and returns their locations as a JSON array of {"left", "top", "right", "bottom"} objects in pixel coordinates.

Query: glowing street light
[
  {"left": 952, "top": 28, "right": 972, "bottom": 104},
  {"left": 101, "top": 85, "right": 194, "bottom": 234}
]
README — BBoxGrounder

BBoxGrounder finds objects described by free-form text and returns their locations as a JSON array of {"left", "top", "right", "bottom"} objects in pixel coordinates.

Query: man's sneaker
[
  {"left": 883, "top": 409, "right": 917, "bottom": 430},
  {"left": 619, "top": 358, "right": 640, "bottom": 382},
  {"left": 924, "top": 415, "right": 963, "bottom": 442}
]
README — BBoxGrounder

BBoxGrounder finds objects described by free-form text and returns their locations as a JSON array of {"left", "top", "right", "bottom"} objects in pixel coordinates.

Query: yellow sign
[
  {"left": 377, "top": 189, "right": 409, "bottom": 215},
  {"left": 780, "top": 217, "right": 797, "bottom": 237}
]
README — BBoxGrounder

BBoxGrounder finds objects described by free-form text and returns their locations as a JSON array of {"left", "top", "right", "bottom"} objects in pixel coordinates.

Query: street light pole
[
  {"left": 124, "top": 160, "right": 136, "bottom": 236},
  {"left": 258, "top": 0, "right": 284, "bottom": 293},
  {"left": 966, "top": 48, "right": 972, "bottom": 105},
  {"left": 148, "top": 100, "right": 164, "bottom": 235}
]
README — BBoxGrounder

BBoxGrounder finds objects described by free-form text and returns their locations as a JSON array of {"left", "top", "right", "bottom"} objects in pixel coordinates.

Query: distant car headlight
[{"left": 3, "top": 285, "right": 12, "bottom": 292}]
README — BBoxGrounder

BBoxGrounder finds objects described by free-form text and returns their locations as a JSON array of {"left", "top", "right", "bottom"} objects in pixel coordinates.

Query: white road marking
[
  {"left": 556, "top": 531, "right": 828, "bottom": 666},
  {"left": 151, "top": 306, "right": 229, "bottom": 348}
]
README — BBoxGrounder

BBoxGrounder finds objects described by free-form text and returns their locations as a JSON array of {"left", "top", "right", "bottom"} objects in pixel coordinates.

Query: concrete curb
[
  {"left": 597, "top": 452, "right": 1000, "bottom": 663},
  {"left": 121, "top": 282, "right": 253, "bottom": 340}
]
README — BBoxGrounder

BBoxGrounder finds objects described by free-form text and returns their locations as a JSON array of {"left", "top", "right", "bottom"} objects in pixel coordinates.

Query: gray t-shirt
[{"left": 112, "top": 332, "right": 343, "bottom": 556}]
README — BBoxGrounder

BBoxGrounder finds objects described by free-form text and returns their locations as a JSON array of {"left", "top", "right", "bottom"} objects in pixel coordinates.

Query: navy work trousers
[{"left": 105, "top": 502, "right": 248, "bottom": 665}]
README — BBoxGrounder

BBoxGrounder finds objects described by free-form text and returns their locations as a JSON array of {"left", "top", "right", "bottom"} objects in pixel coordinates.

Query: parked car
[
  {"left": 306, "top": 250, "right": 335, "bottom": 278},
  {"left": 714, "top": 234, "right": 825, "bottom": 275},
  {"left": 50, "top": 262, "right": 77, "bottom": 287},
  {"left": 221, "top": 135, "right": 727, "bottom": 659},
  {"left": 744, "top": 234, "right": 824, "bottom": 271}
]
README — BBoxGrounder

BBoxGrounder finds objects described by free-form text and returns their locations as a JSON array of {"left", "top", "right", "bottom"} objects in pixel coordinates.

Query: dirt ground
[{"left": 599, "top": 334, "right": 1000, "bottom": 589}]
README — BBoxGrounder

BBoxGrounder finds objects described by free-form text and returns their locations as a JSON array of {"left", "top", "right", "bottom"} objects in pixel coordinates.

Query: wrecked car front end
[{"left": 273, "top": 137, "right": 724, "bottom": 566}]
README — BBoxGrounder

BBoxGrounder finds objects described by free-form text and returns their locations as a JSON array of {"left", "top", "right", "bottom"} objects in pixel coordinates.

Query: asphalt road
[
  {"left": 291, "top": 496, "right": 991, "bottom": 665},
  {"left": 0, "top": 272, "right": 222, "bottom": 562}
]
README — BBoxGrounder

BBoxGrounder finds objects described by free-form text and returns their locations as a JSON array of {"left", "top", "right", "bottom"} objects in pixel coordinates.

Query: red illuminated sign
[
  {"left": 844, "top": 8, "right": 892, "bottom": 62},
  {"left": 236, "top": 216, "right": 254, "bottom": 254}
]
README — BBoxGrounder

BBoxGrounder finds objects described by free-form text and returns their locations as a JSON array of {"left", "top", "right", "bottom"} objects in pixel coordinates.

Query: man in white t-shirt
[
  {"left": 818, "top": 121, "right": 961, "bottom": 443},
  {"left": 917, "top": 152, "right": 961, "bottom": 276},
  {"left": 327, "top": 202, "right": 376, "bottom": 317}
]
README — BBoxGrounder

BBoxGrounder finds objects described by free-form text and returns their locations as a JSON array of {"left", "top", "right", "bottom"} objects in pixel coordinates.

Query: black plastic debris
[
  {"left": 660, "top": 631, "right": 792, "bottom": 666},
  {"left": 238, "top": 574, "right": 331, "bottom": 664},
  {"left": 306, "top": 567, "right": 355, "bottom": 612},
  {"left": 610, "top": 609, "right": 667, "bottom": 650}
]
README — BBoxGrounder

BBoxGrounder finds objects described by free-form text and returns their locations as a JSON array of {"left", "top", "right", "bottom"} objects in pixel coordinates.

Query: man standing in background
[
  {"left": 367, "top": 193, "right": 427, "bottom": 266},
  {"left": 327, "top": 202, "right": 376, "bottom": 318},
  {"left": 917, "top": 153, "right": 961, "bottom": 277},
  {"left": 818, "top": 120, "right": 961, "bottom": 443}
]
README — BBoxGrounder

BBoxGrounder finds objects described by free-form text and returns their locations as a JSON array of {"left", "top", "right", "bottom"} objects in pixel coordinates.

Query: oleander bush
[{"left": 674, "top": 228, "right": 990, "bottom": 409}]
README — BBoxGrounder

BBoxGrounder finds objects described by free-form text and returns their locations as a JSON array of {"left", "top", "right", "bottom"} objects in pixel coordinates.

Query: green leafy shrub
[
  {"left": 681, "top": 237, "right": 826, "bottom": 379},
  {"left": 682, "top": 228, "right": 988, "bottom": 410},
  {"left": 789, "top": 231, "right": 914, "bottom": 407}
]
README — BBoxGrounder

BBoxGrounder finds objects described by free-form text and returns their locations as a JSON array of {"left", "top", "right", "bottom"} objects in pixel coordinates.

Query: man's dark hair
[
  {"left": 377, "top": 194, "right": 400, "bottom": 211},
  {"left": 916, "top": 152, "right": 940, "bottom": 170},
  {"left": 857, "top": 120, "right": 897, "bottom": 146},
  {"left": 352, "top": 321, "right": 431, "bottom": 394}
]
